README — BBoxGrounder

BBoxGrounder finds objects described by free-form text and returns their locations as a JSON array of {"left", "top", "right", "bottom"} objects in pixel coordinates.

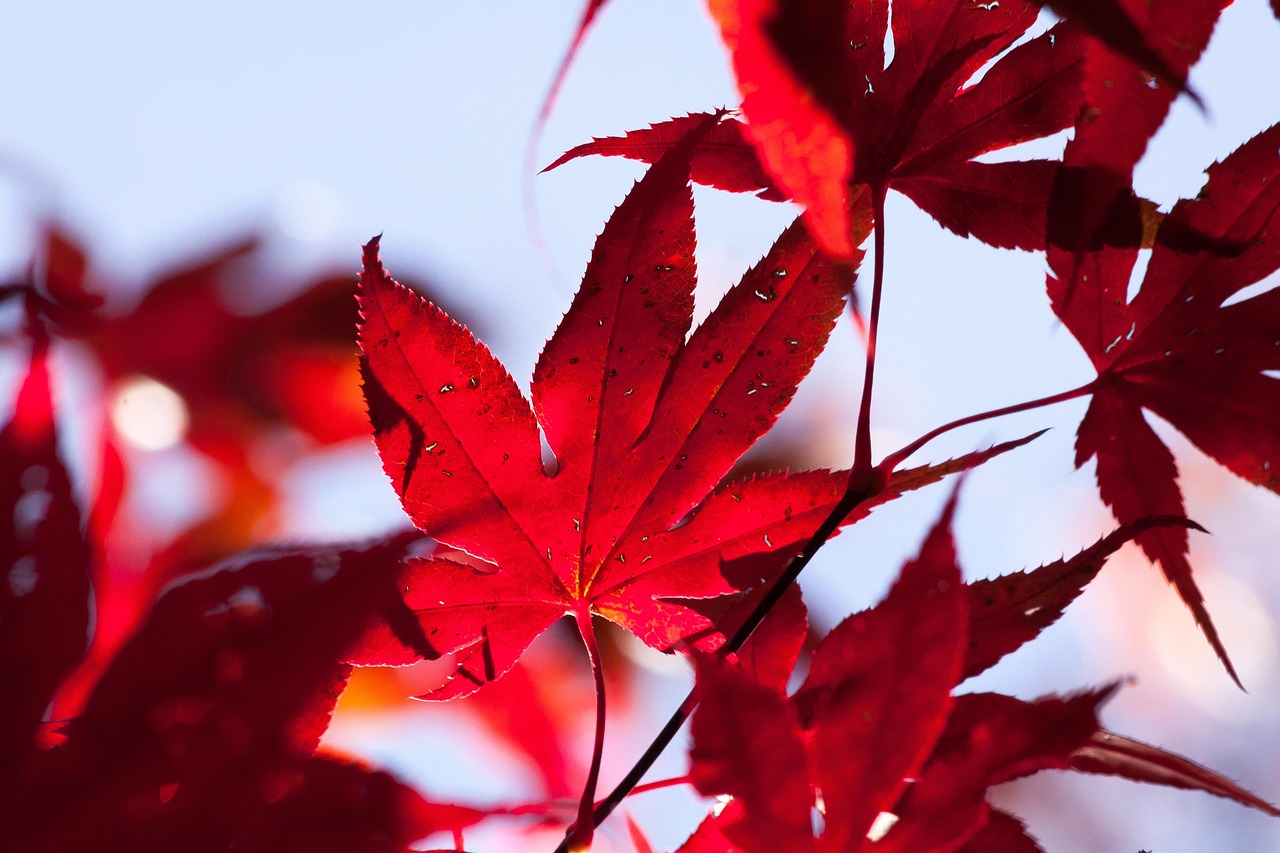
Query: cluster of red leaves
[
  {"left": 0, "top": 308, "right": 453, "bottom": 850},
  {"left": 5, "top": 0, "right": 1280, "bottom": 850},
  {"left": 532, "top": 0, "right": 1280, "bottom": 848},
  {"left": 551, "top": 0, "right": 1280, "bottom": 684},
  {"left": 680, "top": 499, "right": 1277, "bottom": 851}
]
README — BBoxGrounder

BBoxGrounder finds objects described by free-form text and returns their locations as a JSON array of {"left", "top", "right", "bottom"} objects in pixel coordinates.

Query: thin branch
[
  {"left": 564, "top": 605, "right": 609, "bottom": 852},
  {"left": 876, "top": 380, "right": 1097, "bottom": 475},
  {"left": 851, "top": 184, "right": 889, "bottom": 487}
]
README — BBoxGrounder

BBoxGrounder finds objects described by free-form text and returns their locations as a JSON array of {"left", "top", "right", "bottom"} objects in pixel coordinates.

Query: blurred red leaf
[
  {"left": 0, "top": 533, "right": 435, "bottom": 851},
  {"left": 0, "top": 331, "right": 92, "bottom": 762}
]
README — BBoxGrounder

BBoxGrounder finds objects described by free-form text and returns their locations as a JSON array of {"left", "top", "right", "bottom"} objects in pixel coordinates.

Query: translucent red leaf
[
  {"left": 787, "top": 494, "right": 965, "bottom": 851},
  {"left": 706, "top": 0, "right": 854, "bottom": 257},
  {"left": 689, "top": 656, "right": 815, "bottom": 852},
  {"left": 1070, "top": 731, "right": 1280, "bottom": 816},
  {"left": 0, "top": 336, "right": 92, "bottom": 764},
  {"left": 876, "top": 688, "right": 1111, "bottom": 852},
  {"left": 963, "top": 515, "right": 1201, "bottom": 680},
  {"left": 695, "top": 0, "right": 1085, "bottom": 251},
  {"left": 357, "top": 131, "right": 853, "bottom": 698},
  {"left": 1050, "top": 122, "right": 1280, "bottom": 685},
  {"left": 1047, "top": 0, "right": 1222, "bottom": 254}
]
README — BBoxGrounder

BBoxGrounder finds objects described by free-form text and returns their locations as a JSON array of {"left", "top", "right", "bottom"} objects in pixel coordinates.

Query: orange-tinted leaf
[
  {"left": 1050, "top": 122, "right": 1280, "bottom": 684},
  {"left": 1070, "top": 731, "right": 1280, "bottom": 817},
  {"left": 357, "top": 130, "right": 853, "bottom": 698},
  {"left": 963, "top": 516, "right": 1201, "bottom": 680}
]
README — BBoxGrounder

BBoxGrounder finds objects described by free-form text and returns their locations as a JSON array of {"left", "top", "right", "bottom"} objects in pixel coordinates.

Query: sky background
[{"left": 3, "top": 2, "right": 1280, "bottom": 850}]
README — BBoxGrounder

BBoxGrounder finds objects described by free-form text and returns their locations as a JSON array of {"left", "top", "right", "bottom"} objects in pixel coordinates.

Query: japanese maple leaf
[
  {"left": 686, "top": 494, "right": 968, "bottom": 852},
  {"left": 1049, "top": 122, "right": 1280, "bottom": 684},
  {"left": 683, "top": 495, "right": 1278, "bottom": 851},
  {"left": 1047, "top": 0, "right": 1223, "bottom": 256},
  {"left": 701, "top": 0, "right": 1087, "bottom": 255},
  {"left": 355, "top": 136, "right": 855, "bottom": 699}
]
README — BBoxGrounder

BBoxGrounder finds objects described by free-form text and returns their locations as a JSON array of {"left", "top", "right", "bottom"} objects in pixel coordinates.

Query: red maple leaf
[
  {"left": 686, "top": 493, "right": 968, "bottom": 852},
  {"left": 1050, "top": 122, "right": 1280, "bottom": 683},
  {"left": 1047, "top": 0, "right": 1223, "bottom": 256},
  {"left": 682, "top": 494, "right": 1278, "bottom": 850},
  {"left": 695, "top": 0, "right": 1087, "bottom": 255},
  {"left": 354, "top": 132, "right": 857, "bottom": 699}
]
